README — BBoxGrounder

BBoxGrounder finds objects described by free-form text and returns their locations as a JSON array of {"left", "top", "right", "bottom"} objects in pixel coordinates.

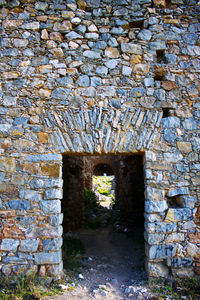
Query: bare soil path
[{"left": 44, "top": 226, "right": 157, "bottom": 299}]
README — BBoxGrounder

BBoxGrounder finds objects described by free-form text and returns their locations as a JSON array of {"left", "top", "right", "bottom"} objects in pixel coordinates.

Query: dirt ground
[{"left": 44, "top": 226, "right": 157, "bottom": 300}]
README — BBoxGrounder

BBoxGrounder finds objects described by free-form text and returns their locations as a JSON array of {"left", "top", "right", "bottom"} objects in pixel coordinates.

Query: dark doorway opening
[{"left": 62, "top": 154, "right": 146, "bottom": 284}]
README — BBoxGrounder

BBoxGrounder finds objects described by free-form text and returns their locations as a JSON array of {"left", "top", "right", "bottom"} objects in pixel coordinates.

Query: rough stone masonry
[{"left": 0, "top": 0, "right": 199, "bottom": 278}]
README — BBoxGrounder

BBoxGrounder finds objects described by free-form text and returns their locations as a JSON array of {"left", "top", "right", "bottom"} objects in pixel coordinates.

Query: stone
[
  {"left": 105, "top": 59, "right": 119, "bottom": 69},
  {"left": 51, "top": 88, "right": 71, "bottom": 99},
  {"left": 121, "top": 43, "right": 142, "bottom": 54},
  {"left": 167, "top": 187, "right": 189, "bottom": 197},
  {"left": 105, "top": 47, "right": 120, "bottom": 58},
  {"left": 177, "top": 142, "right": 192, "bottom": 153},
  {"left": 85, "top": 33, "right": 99, "bottom": 40},
  {"left": 44, "top": 188, "right": 62, "bottom": 200},
  {"left": 35, "top": 2, "right": 48, "bottom": 11},
  {"left": 22, "top": 22, "right": 40, "bottom": 30},
  {"left": 76, "top": 75, "right": 90, "bottom": 87},
  {"left": 7, "top": 200, "right": 30, "bottom": 211},
  {"left": 40, "top": 200, "right": 61, "bottom": 214},
  {"left": 138, "top": 29, "right": 152, "bottom": 41},
  {"left": 1, "top": 239, "right": 19, "bottom": 251},
  {"left": 96, "top": 66, "right": 108, "bottom": 75},
  {"left": 34, "top": 251, "right": 62, "bottom": 264},
  {"left": 147, "top": 262, "right": 169, "bottom": 277},
  {"left": 165, "top": 208, "right": 192, "bottom": 223},
  {"left": 13, "top": 39, "right": 29, "bottom": 48},
  {"left": 162, "top": 81, "right": 178, "bottom": 91},
  {"left": 147, "top": 244, "right": 176, "bottom": 260},
  {"left": 133, "top": 64, "right": 150, "bottom": 75},
  {"left": 122, "top": 66, "right": 132, "bottom": 76},
  {"left": 20, "top": 239, "right": 39, "bottom": 252},
  {"left": 145, "top": 201, "right": 168, "bottom": 213},
  {"left": 130, "top": 54, "right": 142, "bottom": 64},
  {"left": 41, "top": 29, "right": 48, "bottom": 39},
  {"left": 43, "top": 238, "right": 62, "bottom": 251},
  {"left": 50, "top": 32, "right": 63, "bottom": 41},
  {"left": 83, "top": 50, "right": 101, "bottom": 59},
  {"left": 130, "top": 87, "right": 145, "bottom": 98}
]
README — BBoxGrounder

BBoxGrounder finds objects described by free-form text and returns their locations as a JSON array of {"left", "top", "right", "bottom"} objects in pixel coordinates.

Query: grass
[
  {"left": 149, "top": 277, "right": 200, "bottom": 299},
  {"left": 93, "top": 176, "right": 113, "bottom": 198},
  {"left": 0, "top": 273, "right": 64, "bottom": 300}
]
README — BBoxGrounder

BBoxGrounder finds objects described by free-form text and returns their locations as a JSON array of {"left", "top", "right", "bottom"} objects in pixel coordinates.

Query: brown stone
[
  {"left": 130, "top": 55, "right": 142, "bottom": 64},
  {"left": 51, "top": 48, "right": 64, "bottom": 57},
  {"left": 36, "top": 15, "right": 48, "bottom": 22},
  {"left": 194, "top": 265, "right": 200, "bottom": 275},
  {"left": 3, "top": 225, "right": 25, "bottom": 239},
  {"left": 38, "top": 88, "right": 52, "bottom": 98},
  {"left": 189, "top": 232, "right": 200, "bottom": 244},
  {"left": 77, "top": 0, "right": 87, "bottom": 10},
  {"left": 62, "top": 11, "right": 75, "bottom": 18},
  {"left": 2, "top": 72, "right": 19, "bottom": 79},
  {"left": 41, "top": 164, "right": 61, "bottom": 177},
  {"left": 0, "top": 157, "right": 16, "bottom": 172},
  {"left": 153, "top": 0, "right": 166, "bottom": 7},
  {"left": 154, "top": 65, "right": 167, "bottom": 77},
  {"left": 38, "top": 132, "right": 50, "bottom": 144},
  {"left": 0, "top": 184, "right": 19, "bottom": 197},
  {"left": 50, "top": 32, "right": 63, "bottom": 42},
  {"left": 17, "top": 161, "right": 40, "bottom": 175},
  {"left": 0, "top": 211, "right": 16, "bottom": 218},
  {"left": 47, "top": 40, "right": 57, "bottom": 49},
  {"left": 133, "top": 64, "right": 150, "bottom": 75},
  {"left": 162, "top": 81, "right": 178, "bottom": 90},
  {"left": 117, "top": 37, "right": 129, "bottom": 44},
  {"left": 105, "top": 47, "right": 120, "bottom": 58},
  {"left": 3, "top": 19, "right": 23, "bottom": 28}
]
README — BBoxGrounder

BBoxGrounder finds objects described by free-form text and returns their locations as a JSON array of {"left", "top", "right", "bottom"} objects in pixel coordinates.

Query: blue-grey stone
[
  {"left": 163, "top": 129, "right": 177, "bottom": 143},
  {"left": 96, "top": 66, "right": 108, "bottom": 75},
  {"left": 176, "top": 164, "right": 189, "bottom": 172},
  {"left": 130, "top": 87, "right": 145, "bottom": 98},
  {"left": 170, "top": 208, "right": 192, "bottom": 222},
  {"left": 179, "top": 196, "right": 197, "bottom": 209},
  {"left": 76, "top": 75, "right": 90, "bottom": 87},
  {"left": 105, "top": 59, "right": 119, "bottom": 69},
  {"left": 168, "top": 257, "right": 193, "bottom": 268},
  {"left": 48, "top": 214, "right": 63, "bottom": 226},
  {"left": 34, "top": 251, "right": 62, "bottom": 264},
  {"left": 19, "top": 189, "right": 41, "bottom": 202},
  {"left": 149, "top": 41, "right": 166, "bottom": 50},
  {"left": 40, "top": 200, "right": 61, "bottom": 214},
  {"left": 138, "top": 29, "right": 152, "bottom": 41},
  {"left": 154, "top": 89, "right": 165, "bottom": 101},
  {"left": 86, "top": 0, "right": 100, "bottom": 7},
  {"left": 101, "top": 33, "right": 111, "bottom": 41},
  {"left": 20, "top": 239, "right": 39, "bottom": 252},
  {"left": 0, "top": 124, "right": 12, "bottom": 134},
  {"left": 111, "top": 27, "right": 124, "bottom": 35},
  {"left": 3, "top": 48, "right": 19, "bottom": 56},
  {"left": 188, "top": 23, "right": 200, "bottom": 33},
  {"left": 108, "top": 37, "right": 118, "bottom": 47},
  {"left": 111, "top": 99, "right": 121, "bottom": 109},
  {"left": 77, "top": 24, "right": 86, "bottom": 34},
  {"left": 117, "top": 89, "right": 128, "bottom": 97},
  {"left": 85, "top": 33, "right": 99, "bottom": 40},
  {"left": 25, "top": 154, "right": 61, "bottom": 162},
  {"left": 17, "top": 216, "right": 37, "bottom": 225},
  {"left": 91, "top": 77, "right": 102, "bottom": 87},
  {"left": 44, "top": 188, "right": 62, "bottom": 200},
  {"left": 165, "top": 54, "right": 177, "bottom": 64},
  {"left": 43, "top": 238, "right": 62, "bottom": 251},
  {"left": 146, "top": 222, "right": 177, "bottom": 234},
  {"left": 13, "top": 117, "right": 29, "bottom": 126},
  {"left": 18, "top": 252, "right": 34, "bottom": 260},
  {"left": 93, "top": 8, "right": 102, "bottom": 17},
  {"left": 164, "top": 152, "right": 183, "bottom": 162},
  {"left": 185, "top": 33, "right": 198, "bottom": 45},
  {"left": 21, "top": 98, "right": 32, "bottom": 107},
  {"left": 0, "top": 108, "right": 8, "bottom": 114},
  {"left": 23, "top": 49, "right": 34, "bottom": 56},
  {"left": 7, "top": 200, "right": 30, "bottom": 211},
  {"left": 66, "top": 31, "right": 83, "bottom": 40},
  {"left": 8, "top": 59, "right": 20, "bottom": 67},
  {"left": 83, "top": 50, "right": 101, "bottom": 59},
  {"left": 147, "top": 245, "right": 176, "bottom": 260},
  {"left": 148, "top": 17, "right": 159, "bottom": 25},
  {"left": 52, "top": 88, "right": 71, "bottom": 99},
  {"left": 167, "top": 187, "right": 189, "bottom": 197},
  {"left": 0, "top": 172, "right": 5, "bottom": 183},
  {"left": 145, "top": 201, "right": 168, "bottom": 213},
  {"left": 182, "top": 118, "right": 197, "bottom": 130},
  {"left": 0, "top": 38, "right": 10, "bottom": 47},
  {"left": 144, "top": 78, "right": 154, "bottom": 87},
  {"left": 32, "top": 56, "right": 49, "bottom": 66},
  {"left": 1, "top": 239, "right": 19, "bottom": 251},
  {"left": 146, "top": 187, "right": 165, "bottom": 201},
  {"left": 179, "top": 61, "right": 188, "bottom": 69},
  {"left": 3, "top": 256, "right": 26, "bottom": 264},
  {"left": 30, "top": 178, "right": 62, "bottom": 189},
  {"left": 56, "top": 76, "right": 73, "bottom": 87},
  {"left": 94, "top": 41, "right": 107, "bottom": 50},
  {"left": 162, "top": 117, "right": 180, "bottom": 128}
]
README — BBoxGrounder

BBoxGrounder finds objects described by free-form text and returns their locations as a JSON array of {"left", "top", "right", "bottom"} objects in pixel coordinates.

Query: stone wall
[{"left": 0, "top": 0, "right": 199, "bottom": 278}]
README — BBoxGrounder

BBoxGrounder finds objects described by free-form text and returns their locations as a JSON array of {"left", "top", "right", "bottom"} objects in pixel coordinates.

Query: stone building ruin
[{"left": 0, "top": 0, "right": 199, "bottom": 279}]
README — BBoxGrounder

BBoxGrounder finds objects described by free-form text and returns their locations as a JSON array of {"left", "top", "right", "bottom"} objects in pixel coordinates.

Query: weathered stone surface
[
  {"left": 43, "top": 238, "right": 62, "bottom": 251},
  {"left": 1, "top": 239, "right": 19, "bottom": 251},
  {"left": 20, "top": 239, "right": 40, "bottom": 252},
  {"left": 147, "top": 244, "right": 176, "bottom": 260},
  {"left": 121, "top": 43, "right": 142, "bottom": 54},
  {"left": 40, "top": 200, "right": 61, "bottom": 214},
  {"left": 34, "top": 251, "right": 62, "bottom": 264},
  {"left": 165, "top": 208, "right": 192, "bottom": 223}
]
